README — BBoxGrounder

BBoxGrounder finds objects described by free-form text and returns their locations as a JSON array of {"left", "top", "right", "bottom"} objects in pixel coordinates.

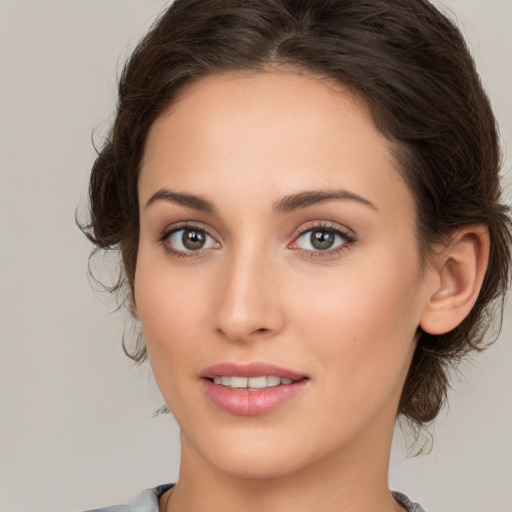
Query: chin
[
  {"left": 183, "top": 423, "right": 343, "bottom": 482},
  {"left": 209, "top": 450, "right": 310, "bottom": 481}
]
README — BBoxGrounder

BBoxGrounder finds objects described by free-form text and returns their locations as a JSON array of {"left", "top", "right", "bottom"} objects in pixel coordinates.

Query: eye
[
  {"left": 164, "top": 226, "right": 219, "bottom": 254},
  {"left": 292, "top": 225, "right": 354, "bottom": 253}
]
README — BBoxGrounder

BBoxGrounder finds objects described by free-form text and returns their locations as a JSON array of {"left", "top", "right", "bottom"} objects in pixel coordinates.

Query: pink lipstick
[{"left": 200, "top": 362, "right": 309, "bottom": 415}]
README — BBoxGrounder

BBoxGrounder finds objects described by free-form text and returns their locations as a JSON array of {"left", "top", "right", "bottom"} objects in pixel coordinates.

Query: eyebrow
[
  {"left": 273, "top": 189, "right": 378, "bottom": 214},
  {"left": 144, "top": 187, "right": 377, "bottom": 214},
  {"left": 145, "top": 188, "right": 217, "bottom": 213}
]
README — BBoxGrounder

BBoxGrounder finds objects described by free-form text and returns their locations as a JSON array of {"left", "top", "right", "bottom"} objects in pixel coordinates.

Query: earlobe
[{"left": 420, "top": 226, "right": 490, "bottom": 335}]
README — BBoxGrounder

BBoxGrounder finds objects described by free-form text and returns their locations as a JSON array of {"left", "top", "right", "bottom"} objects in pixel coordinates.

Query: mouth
[
  {"left": 200, "top": 362, "right": 309, "bottom": 415},
  {"left": 210, "top": 375, "right": 298, "bottom": 390}
]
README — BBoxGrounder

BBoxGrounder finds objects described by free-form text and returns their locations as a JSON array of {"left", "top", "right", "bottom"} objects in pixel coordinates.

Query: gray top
[
  {"left": 392, "top": 491, "right": 426, "bottom": 512},
  {"left": 83, "top": 485, "right": 426, "bottom": 512}
]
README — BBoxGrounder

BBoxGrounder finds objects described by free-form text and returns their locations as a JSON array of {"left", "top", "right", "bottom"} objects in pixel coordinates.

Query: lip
[
  {"left": 200, "top": 362, "right": 307, "bottom": 380},
  {"left": 200, "top": 362, "right": 309, "bottom": 416}
]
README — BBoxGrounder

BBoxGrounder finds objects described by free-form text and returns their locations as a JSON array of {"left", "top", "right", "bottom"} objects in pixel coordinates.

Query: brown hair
[{"left": 82, "top": 0, "right": 511, "bottom": 429}]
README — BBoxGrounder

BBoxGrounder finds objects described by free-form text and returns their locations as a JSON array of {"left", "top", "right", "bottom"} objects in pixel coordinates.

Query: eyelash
[
  {"left": 158, "top": 221, "right": 356, "bottom": 260},
  {"left": 292, "top": 221, "right": 356, "bottom": 259},
  {"left": 158, "top": 221, "right": 216, "bottom": 259}
]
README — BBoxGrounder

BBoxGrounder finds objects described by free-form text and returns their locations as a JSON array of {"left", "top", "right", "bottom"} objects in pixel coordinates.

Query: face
[{"left": 135, "top": 72, "right": 432, "bottom": 479}]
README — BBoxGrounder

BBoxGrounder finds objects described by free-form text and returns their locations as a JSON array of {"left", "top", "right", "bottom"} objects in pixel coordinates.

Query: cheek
[
  {"left": 133, "top": 252, "right": 208, "bottom": 383},
  {"left": 289, "top": 246, "right": 423, "bottom": 403}
]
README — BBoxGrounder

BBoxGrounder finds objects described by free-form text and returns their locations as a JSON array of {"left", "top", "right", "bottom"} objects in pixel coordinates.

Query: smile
[
  {"left": 211, "top": 375, "right": 295, "bottom": 390},
  {"left": 201, "top": 362, "right": 309, "bottom": 415}
]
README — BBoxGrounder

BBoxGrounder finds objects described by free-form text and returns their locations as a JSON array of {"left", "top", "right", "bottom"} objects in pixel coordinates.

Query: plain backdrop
[{"left": 1, "top": 1, "right": 511, "bottom": 511}]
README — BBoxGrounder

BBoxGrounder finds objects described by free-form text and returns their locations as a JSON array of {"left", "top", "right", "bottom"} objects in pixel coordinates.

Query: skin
[{"left": 134, "top": 71, "right": 477, "bottom": 512}]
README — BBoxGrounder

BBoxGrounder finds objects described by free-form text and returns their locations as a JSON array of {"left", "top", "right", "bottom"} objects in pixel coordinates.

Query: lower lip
[{"left": 202, "top": 379, "right": 309, "bottom": 415}]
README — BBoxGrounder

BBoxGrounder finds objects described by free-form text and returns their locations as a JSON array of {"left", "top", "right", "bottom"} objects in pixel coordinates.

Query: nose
[{"left": 213, "top": 244, "right": 285, "bottom": 343}]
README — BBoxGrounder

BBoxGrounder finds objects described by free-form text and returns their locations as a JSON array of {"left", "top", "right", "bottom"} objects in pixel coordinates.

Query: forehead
[
  {"left": 145, "top": 71, "right": 382, "bottom": 163},
  {"left": 139, "top": 71, "right": 412, "bottom": 221}
]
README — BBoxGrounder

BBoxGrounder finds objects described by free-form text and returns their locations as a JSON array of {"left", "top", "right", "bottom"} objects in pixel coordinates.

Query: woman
[{"left": 81, "top": 0, "right": 511, "bottom": 510}]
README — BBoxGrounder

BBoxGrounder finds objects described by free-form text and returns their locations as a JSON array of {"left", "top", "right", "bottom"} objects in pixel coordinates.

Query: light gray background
[{"left": 1, "top": 1, "right": 511, "bottom": 511}]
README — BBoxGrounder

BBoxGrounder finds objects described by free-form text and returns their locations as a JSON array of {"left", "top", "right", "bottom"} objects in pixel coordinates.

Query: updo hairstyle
[{"left": 82, "top": 0, "right": 512, "bottom": 430}]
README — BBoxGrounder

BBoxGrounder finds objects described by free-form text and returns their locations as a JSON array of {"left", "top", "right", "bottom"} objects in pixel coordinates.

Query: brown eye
[
  {"left": 182, "top": 229, "right": 207, "bottom": 250},
  {"left": 310, "top": 230, "right": 336, "bottom": 250},
  {"left": 167, "top": 227, "right": 218, "bottom": 252},
  {"left": 292, "top": 225, "right": 353, "bottom": 253}
]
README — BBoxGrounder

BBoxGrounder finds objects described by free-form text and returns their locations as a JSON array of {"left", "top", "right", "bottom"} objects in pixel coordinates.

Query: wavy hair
[{"left": 81, "top": 0, "right": 511, "bottom": 430}]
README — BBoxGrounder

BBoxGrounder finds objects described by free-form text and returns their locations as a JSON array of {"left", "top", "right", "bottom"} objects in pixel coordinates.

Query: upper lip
[{"left": 200, "top": 362, "right": 307, "bottom": 381}]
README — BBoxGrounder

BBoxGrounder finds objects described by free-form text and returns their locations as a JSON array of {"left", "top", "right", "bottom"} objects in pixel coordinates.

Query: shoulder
[
  {"left": 81, "top": 484, "right": 174, "bottom": 512},
  {"left": 392, "top": 491, "right": 426, "bottom": 512}
]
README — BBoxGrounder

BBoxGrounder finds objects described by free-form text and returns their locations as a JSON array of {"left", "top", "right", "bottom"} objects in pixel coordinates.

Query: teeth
[
  {"left": 212, "top": 375, "right": 296, "bottom": 389},
  {"left": 267, "top": 376, "right": 281, "bottom": 387},
  {"left": 230, "top": 376, "right": 248, "bottom": 388},
  {"left": 247, "top": 376, "right": 267, "bottom": 389}
]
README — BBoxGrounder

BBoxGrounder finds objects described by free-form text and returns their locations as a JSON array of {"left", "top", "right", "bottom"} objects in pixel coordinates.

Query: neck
[{"left": 166, "top": 415, "right": 403, "bottom": 512}]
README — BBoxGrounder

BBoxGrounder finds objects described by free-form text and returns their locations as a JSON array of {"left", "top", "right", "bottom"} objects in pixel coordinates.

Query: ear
[{"left": 420, "top": 225, "right": 490, "bottom": 335}]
